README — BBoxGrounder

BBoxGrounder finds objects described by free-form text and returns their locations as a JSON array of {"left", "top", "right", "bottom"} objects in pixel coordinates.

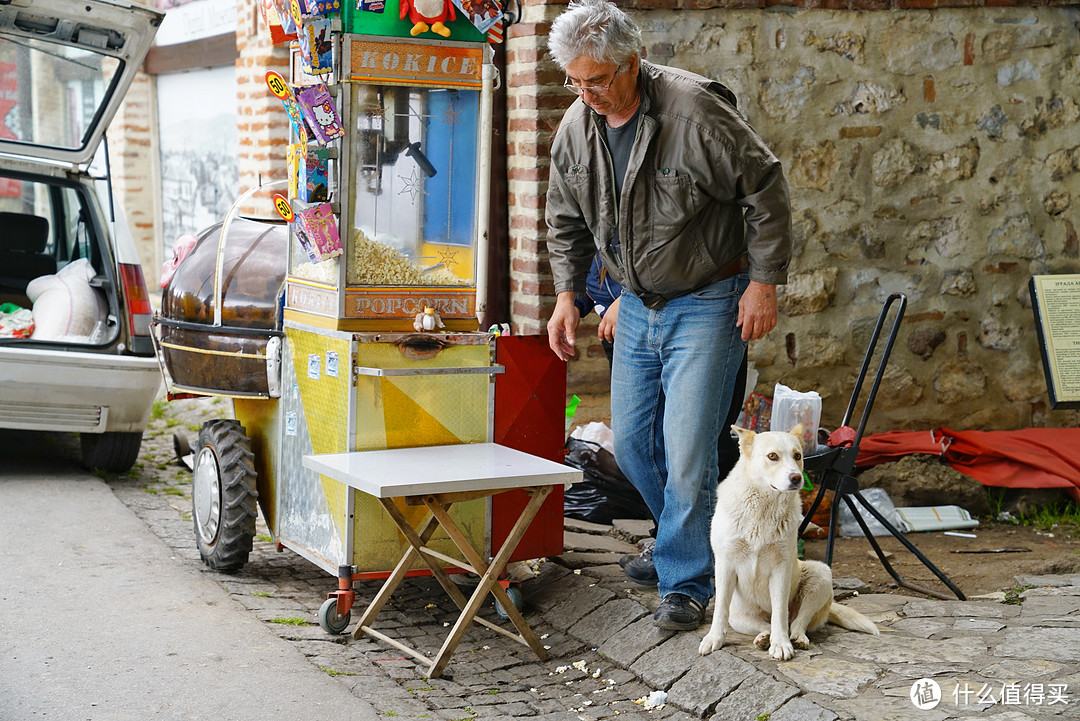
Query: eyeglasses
[{"left": 563, "top": 65, "right": 623, "bottom": 96}]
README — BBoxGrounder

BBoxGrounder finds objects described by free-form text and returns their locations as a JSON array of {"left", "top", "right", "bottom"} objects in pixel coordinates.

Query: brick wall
[
  {"left": 110, "top": 71, "right": 161, "bottom": 283},
  {"left": 235, "top": 0, "right": 291, "bottom": 217},
  {"left": 505, "top": 0, "right": 1080, "bottom": 431}
]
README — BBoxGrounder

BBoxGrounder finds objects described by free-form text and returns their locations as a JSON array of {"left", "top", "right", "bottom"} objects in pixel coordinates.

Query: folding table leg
[
  {"left": 424, "top": 486, "right": 551, "bottom": 678},
  {"left": 351, "top": 502, "right": 444, "bottom": 639},
  {"left": 376, "top": 496, "right": 478, "bottom": 613}
]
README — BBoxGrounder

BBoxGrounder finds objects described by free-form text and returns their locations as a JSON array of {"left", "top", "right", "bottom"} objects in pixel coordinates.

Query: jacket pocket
[
  {"left": 564, "top": 165, "right": 600, "bottom": 231},
  {"left": 648, "top": 170, "right": 696, "bottom": 232}
]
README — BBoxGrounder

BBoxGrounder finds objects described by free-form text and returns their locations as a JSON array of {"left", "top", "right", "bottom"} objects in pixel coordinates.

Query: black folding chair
[{"left": 798, "top": 292, "right": 965, "bottom": 601}]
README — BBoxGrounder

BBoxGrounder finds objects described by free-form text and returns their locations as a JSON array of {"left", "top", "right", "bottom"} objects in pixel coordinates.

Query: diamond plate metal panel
[{"left": 276, "top": 331, "right": 347, "bottom": 569}]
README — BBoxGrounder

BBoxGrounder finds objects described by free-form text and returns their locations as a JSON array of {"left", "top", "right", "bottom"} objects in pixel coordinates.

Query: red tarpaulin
[{"left": 854, "top": 428, "right": 1080, "bottom": 502}]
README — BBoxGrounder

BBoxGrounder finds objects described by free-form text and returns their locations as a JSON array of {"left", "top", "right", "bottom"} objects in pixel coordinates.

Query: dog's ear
[
  {"left": 731, "top": 425, "right": 755, "bottom": 452},
  {"left": 789, "top": 423, "right": 805, "bottom": 449}
]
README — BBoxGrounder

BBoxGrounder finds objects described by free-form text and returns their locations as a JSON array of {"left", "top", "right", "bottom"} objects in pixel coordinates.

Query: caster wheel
[
  {"left": 319, "top": 597, "right": 351, "bottom": 635},
  {"left": 494, "top": 586, "right": 524, "bottom": 620}
]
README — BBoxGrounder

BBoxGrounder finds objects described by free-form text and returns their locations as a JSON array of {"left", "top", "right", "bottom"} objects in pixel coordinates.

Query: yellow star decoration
[{"left": 436, "top": 246, "right": 459, "bottom": 267}]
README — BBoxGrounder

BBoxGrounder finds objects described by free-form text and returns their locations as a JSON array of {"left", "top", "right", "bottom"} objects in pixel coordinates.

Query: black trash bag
[{"left": 563, "top": 437, "right": 651, "bottom": 524}]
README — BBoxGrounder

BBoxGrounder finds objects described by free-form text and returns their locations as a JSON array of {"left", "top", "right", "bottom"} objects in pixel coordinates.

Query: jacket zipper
[
  {"left": 596, "top": 111, "right": 646, "bottom": 275},
  {"left": 594, "top": 113, "right": 622, "bottom": 272}
]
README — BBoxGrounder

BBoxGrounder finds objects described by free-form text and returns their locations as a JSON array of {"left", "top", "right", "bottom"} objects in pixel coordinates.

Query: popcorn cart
[{"left": 153, "top": 0, "right": 575, "bottom": 677}]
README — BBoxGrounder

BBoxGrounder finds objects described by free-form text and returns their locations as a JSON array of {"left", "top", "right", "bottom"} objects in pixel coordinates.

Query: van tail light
[{"left": 119, "top": 262, "right": 153, "bottom": 337}]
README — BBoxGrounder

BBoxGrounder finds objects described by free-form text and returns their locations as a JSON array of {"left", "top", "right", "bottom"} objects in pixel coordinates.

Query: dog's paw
[
  {"left": 791, "top": 633, "right": 810, "bottom": 650},
  {"left": 753, "top": 632, "right": 770, "bottom": 649},
  {"left": 698, "top": 632, "right": 725, "bottom": 656},
  {"left": 769, "top": 639, "right": 796, "bottom": 661}
]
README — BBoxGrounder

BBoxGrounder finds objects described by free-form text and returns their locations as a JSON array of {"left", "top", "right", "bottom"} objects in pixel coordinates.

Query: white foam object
[{"left": 27, "top": 258, "right": 106, "bottom": 341}]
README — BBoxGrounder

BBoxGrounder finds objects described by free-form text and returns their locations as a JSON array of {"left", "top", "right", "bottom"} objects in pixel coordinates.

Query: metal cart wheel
[
  {"left": 494, "top": 585, "right": 523, "bottom": 620},
  {"left": 319, "top": 597, "right": 351, "bottom": 635},
  {"left": 192, "top": 419, "right": 258, "bottom": 573}
]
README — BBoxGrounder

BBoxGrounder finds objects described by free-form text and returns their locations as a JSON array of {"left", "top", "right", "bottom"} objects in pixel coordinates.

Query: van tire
[{"left": 81, "top": 431, "right": 143, "bottom": 473}]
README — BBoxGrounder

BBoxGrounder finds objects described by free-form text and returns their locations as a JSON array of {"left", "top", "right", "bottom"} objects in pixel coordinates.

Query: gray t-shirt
[{"left": 604, "top": 104, "right": 642, "bottom": 260}]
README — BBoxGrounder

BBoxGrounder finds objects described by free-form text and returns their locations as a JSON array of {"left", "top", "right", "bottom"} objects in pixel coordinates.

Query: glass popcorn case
[{"left": 283, "top": 33, "right": 494, "bottom": 332}]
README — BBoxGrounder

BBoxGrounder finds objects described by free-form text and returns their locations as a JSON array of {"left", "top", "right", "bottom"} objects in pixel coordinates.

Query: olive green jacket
[{"left": 546, "top": 60, "right": 792, "bottom": 305}]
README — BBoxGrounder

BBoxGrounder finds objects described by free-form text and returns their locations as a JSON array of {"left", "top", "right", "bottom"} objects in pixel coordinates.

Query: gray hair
[{"left": 548, "top": 0, "right": 642, "bottom": 70}]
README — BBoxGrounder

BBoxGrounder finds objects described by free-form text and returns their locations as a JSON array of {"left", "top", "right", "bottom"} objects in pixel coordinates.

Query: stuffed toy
[{"left": 400, "top": 0, "right": 455, "bottom": 37}]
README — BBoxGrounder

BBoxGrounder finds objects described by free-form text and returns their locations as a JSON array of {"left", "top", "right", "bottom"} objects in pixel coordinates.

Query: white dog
[{"left": 698, "top": 424, "right": 879, "bottom": 661}]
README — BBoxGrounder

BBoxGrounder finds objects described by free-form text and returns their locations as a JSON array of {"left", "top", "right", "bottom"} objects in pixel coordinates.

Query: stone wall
[{"left": 506, "top": 2, "right": 1080, "bottom": 432}]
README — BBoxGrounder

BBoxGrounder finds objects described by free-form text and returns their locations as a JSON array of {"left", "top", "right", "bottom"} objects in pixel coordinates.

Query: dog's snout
[{"left": 788, "top": 473, "right": 803, "bottom": 488}]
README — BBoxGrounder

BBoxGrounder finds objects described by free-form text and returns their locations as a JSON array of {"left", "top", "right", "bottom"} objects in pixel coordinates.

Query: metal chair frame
[{"left": 798, "top": 292, "right": 966, "bottom": 601}]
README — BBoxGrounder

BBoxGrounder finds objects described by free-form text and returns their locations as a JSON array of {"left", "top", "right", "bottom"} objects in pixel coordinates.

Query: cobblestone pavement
[{"left": 105, "top": 396, "right": 1080, "bottom": 720}]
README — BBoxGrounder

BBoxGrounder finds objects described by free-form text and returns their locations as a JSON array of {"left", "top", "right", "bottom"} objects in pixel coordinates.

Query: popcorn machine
[{"left": 154, "top": 0, "right": 569, "bottom": 642}]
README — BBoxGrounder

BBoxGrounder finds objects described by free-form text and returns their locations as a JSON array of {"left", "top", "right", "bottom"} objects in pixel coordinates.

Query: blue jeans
[{"left": 610, "top": 275, "right": 749, "bottom": 605}]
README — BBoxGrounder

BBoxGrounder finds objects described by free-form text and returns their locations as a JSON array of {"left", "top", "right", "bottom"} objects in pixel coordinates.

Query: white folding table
[{"left": 302, "top": 442, "right": 580, "bottom": 678}]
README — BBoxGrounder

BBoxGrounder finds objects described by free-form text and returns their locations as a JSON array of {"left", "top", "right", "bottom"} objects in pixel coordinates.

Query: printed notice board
[{"left": 1030, "top": 274, "right": 1080, "bottom": 409}]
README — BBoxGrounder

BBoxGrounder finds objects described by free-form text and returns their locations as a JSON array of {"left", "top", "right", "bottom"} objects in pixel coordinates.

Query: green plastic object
[{"left": 564, "top": 394, "right": 581, "bottom": 432}]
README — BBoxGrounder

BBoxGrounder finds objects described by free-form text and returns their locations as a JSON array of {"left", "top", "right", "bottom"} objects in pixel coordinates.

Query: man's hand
[
  {"left": 737, "top": 281, "right": 778, "bottom": 342},
  {"left": 547, "top": 291, "right": 580, "bottom": 361},
  {"left": 597, "top": 295, "right": 620, "bottom": 343}
]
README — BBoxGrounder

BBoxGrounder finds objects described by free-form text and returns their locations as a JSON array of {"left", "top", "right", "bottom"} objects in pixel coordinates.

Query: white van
[{"left": 0, "top": 0, "right": 163, "bottom": 471}]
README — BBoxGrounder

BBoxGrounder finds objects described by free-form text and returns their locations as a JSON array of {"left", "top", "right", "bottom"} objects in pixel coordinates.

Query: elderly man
[{"left": 544, "top": 0, "right": 792, "bottom": 631}]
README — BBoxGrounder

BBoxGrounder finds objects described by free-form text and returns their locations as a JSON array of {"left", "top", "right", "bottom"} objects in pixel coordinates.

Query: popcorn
[{"left": 348, "top": 229, "right": 468, "bottom": 286}]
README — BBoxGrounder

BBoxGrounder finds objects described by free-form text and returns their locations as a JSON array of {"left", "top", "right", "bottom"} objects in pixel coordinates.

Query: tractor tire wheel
[{"left": 192, "top": 419, "right": 258, "bottom": 573}]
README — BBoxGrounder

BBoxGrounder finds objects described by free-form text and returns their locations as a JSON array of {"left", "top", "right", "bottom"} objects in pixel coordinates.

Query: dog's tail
[{"left": 828, "top": 602, "right": 879, "bottom": 636}]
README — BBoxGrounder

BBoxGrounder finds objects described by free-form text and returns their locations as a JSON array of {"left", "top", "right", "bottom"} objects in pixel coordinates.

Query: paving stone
[
  {"left": 901, "top": 598, "right": 1018, "bottom": 619},
  {"left": 611, "top": 518, "right": 654, "bottom": 542},
  {"left": 629, "top": 632, "right": 704, "bottom": 690},
  {"left": 579, "top": 563, "right": 639, "bottom": 584},
  {"left": 887, "top": 617, "right": 950, "bottom": 638},
  {"left": 952, "top": 617, "right": 1005, "bottom": 632},
  {"left": 571, "top": 598, "right": 650, "bottom": 646},
  {"left": 543, "top": 580, "right": 616, "bottom": 629},
  {"left": 769, "top": 695, "right": 840, "bottom": 721},
  {"left": 564, "top": 517, "right": 613, "bottom": 536},
  {"left": 1018, "top": 595, "right": 1080, "bottom": 623},
  {"left": 775, "top": 655, "right": 882, "bottom": 698},
  {"left": 564, "top": 530, "right": 639, "bottom": 554},
  {"left": 995, "top": 627, "right": 1080, "bottom": 663},
  {"left": 1023, "top": 585, "right": 1080, "bottom": 597},
  {"left": 833, "top": 576, "right": 871, "bottom": 594},
  {"left": 981, "top": 658, "right": 1065, "bottom": 680},
  {"left": 600, "top": 617, "right": 676, "bottom": 667},
  {"left": 710, "top": 669, "right": 799, "bottom": 720},
  {"left": 826, "top": 632, "right": 988, "bottom": 666},
  {"left": 522, "top": 564, "right": 588, "bottom": 611},
  {"left": 553, "top": 551, "right": 625, "bottom": 569},
  {"left": 1014, "top": 574, "right": 1080, "bottom": 588},
  {"left": 665, "top": 651, "right": 756, "bottom": 716},
  {"left": 833, "top": 691, "right": 950, "bottom": 721},
  {"left": 519, "top": 563, "right": 574, "bottom": 613}
]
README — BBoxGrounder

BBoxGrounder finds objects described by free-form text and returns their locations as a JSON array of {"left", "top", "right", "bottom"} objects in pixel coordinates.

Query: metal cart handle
[{"left": 353, "top": 365, "right": 505, "bottom": 377}]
